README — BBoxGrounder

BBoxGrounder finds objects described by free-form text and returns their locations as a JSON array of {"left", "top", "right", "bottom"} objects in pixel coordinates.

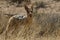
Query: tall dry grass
[{"left": 0, "top": 0, "right": 60, "bottom": 40}]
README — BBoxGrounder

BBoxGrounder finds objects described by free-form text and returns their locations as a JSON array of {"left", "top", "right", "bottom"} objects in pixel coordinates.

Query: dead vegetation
[
  {"left": 53, "top": 0, "right": 60, "bottom": 2},
  {"left": 6, "top": 0, "right": 31, "bottom": 7},
  {"left": 0, "top": 0, "right": 60, "bottom": 40},
  {"left": 33, "top": 1, "right": 47, "bottom": 9},
  {"left": 6, "top": 0, "right": 31, "bottom": 4}
]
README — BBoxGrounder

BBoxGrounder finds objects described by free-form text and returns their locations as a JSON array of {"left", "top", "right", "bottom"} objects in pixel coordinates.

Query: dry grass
[{"left": 0, "top": 0, "right": 60, "bottom": 40}]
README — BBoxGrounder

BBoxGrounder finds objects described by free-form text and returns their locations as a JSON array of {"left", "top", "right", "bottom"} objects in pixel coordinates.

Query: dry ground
[{"left": 0, "top": 0, "right": 60, "bottom": 40}]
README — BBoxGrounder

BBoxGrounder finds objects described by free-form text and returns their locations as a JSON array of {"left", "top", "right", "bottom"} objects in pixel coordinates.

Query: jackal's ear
[{"left": 24, "top": 5, "right": 32, "bottom": 14}]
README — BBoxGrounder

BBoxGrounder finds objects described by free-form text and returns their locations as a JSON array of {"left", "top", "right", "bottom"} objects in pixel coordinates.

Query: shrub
[
  {"left": 7, "top": 0, "right": 31, "bottom": 4},
  {"left": 34, "top": 1, "right": 47, "bottom": 9},
  {"left": 53, "top": 0, "right": 60, "bottom": 2}
]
